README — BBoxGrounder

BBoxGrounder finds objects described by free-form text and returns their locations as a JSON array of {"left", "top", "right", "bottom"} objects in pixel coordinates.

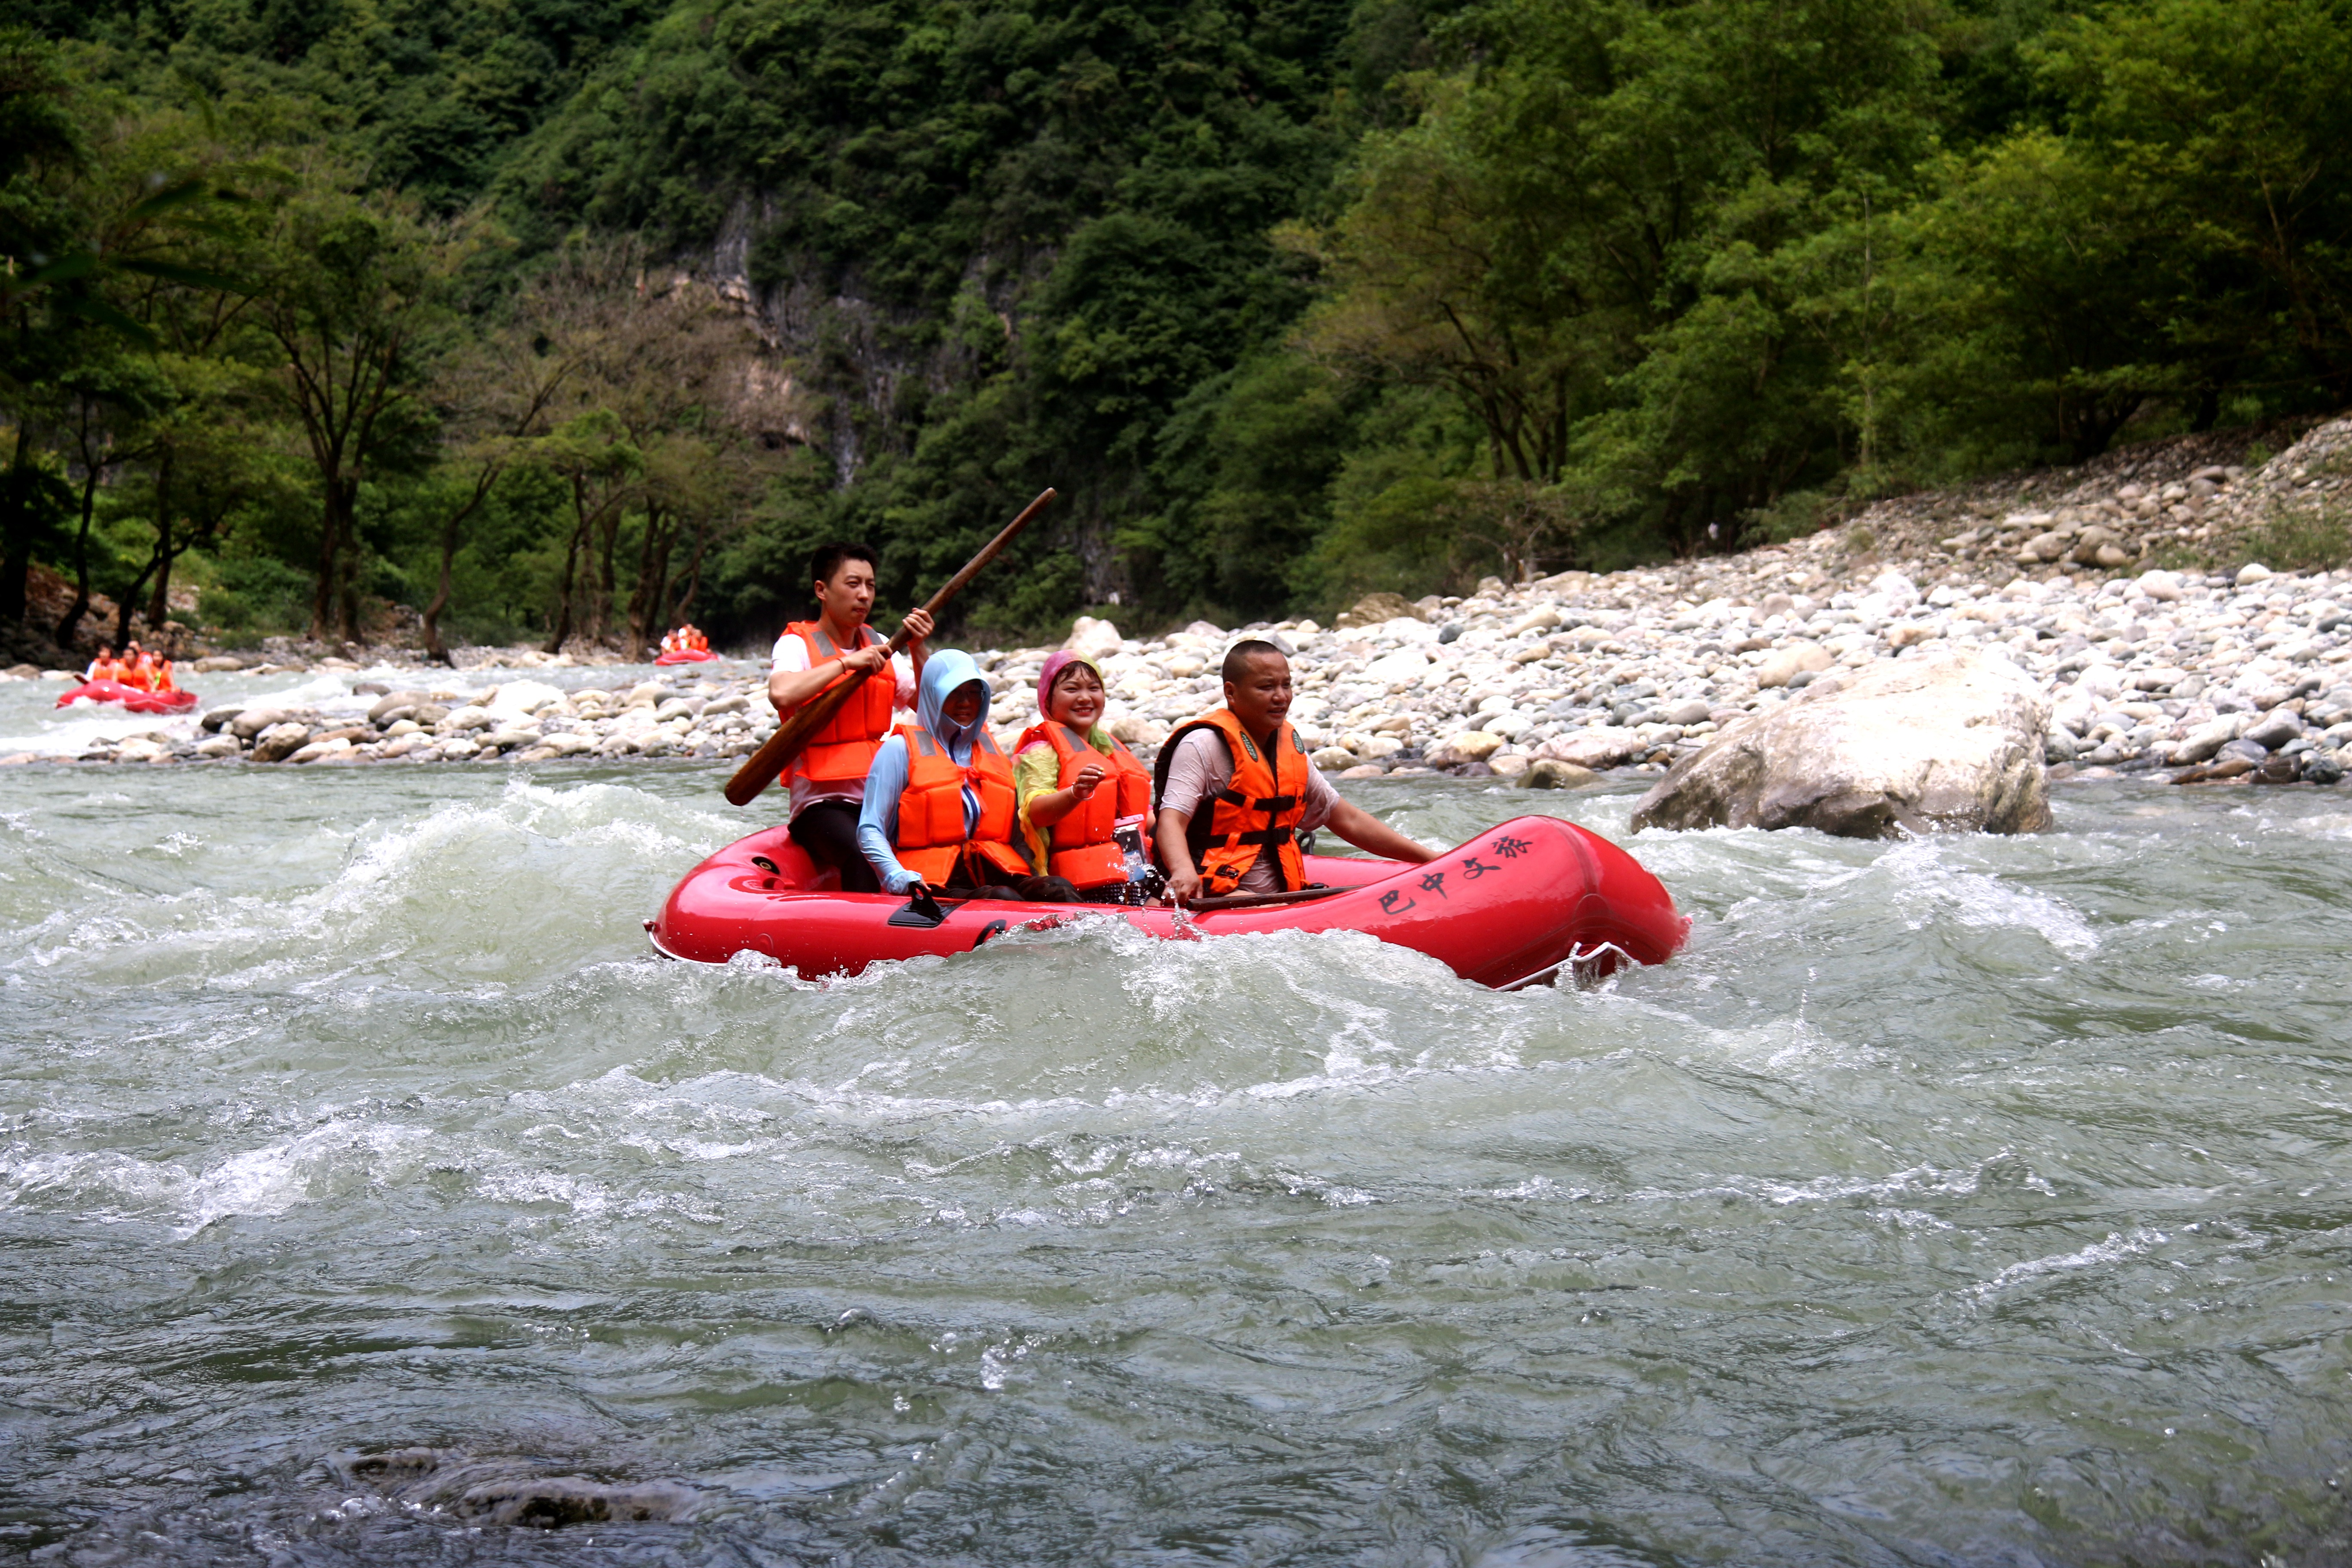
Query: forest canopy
[{"left": 3, "top": 0, "right": 2349, "bottom": 657}]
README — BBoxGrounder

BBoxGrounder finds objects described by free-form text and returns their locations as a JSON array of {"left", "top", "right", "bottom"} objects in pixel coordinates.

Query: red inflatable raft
[
  {"left": 54, "top": 679, "right": 200, "bottom": 714},
  {"left": 654, "top": 648, "right": 717, "bottom": 666},
  {"left": 649, "top": 814, "right": 1687, "bottom": 989}
]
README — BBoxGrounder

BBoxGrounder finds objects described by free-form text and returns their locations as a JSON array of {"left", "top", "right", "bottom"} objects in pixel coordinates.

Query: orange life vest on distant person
[
  {"left": 891, "top": 721, "right": 1030, "bottom": 886},
  {"left": 1016, "top": 720, "right": 1152, "bottom": 888},
  {"left": 1153, "top": 707, "right": 1311, "bottom": 897},
  {"left": 782, "top": 620, "right": 898, "bottom": 786}
]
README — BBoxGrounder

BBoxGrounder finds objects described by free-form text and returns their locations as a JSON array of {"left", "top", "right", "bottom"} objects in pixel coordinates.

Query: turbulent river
[{"left": 4, "top": 677, "right": 2350, "bottom": 1564}]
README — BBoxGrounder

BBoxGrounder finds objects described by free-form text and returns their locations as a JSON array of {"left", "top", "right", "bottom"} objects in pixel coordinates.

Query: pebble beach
[{"left": 9, "top": 416, "right": 2352, "bottom": 790}]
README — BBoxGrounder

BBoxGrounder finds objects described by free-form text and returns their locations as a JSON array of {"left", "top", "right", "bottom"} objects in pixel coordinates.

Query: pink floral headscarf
[{"left": 1035, "top": 651, "right": 1104, "bottom": 718}]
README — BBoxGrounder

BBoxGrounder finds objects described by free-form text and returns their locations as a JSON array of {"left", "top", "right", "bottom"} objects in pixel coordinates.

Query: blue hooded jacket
[{"left": 856, "top": 649, "right": 995, "bottom": 893}]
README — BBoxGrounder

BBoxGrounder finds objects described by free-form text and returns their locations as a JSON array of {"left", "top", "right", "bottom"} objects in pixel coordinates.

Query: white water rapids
[{"left": 2, "top": 743, "right": 2348, "bottom": 1564}]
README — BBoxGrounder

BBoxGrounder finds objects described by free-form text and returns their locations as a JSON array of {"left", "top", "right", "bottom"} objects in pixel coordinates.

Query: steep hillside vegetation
[{"left": 3, "top": 0, "right": 2349, "bottom": 656}]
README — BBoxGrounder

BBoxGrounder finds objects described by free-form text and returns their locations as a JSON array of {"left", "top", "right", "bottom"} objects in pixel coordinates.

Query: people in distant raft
[
  {"left": 859, "top": 650, "right": 1083, "bottom": 903},
  {"left": 767, "top": 542, "right": 933, "bottom": 894},
  {"left": 1155, "top": 639, "right": 1438, "bottom": 903},
  {"left": 1013, "top": 652, "right": 1157, "bottom": 903}
]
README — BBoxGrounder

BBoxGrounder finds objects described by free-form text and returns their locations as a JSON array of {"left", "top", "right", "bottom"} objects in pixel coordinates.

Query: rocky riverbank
[{"left": 7, "top": 416, "right": 2351, "bottom": 790}]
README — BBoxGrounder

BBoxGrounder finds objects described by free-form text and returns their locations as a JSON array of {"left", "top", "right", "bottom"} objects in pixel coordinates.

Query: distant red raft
[
  {"left": 649, "top": 814, "right": 1687, "bottom": 990},
  {"left": 54, "top": 679, "right": 200, "bottom": 714},
  {"left": 654, "top": 648, "right": 717, "bottom": 666}
]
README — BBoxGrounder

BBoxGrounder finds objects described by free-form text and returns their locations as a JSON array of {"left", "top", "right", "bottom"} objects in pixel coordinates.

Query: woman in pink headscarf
[{"left": 1012, "top": 651, "right": 1158, "bottom": 903}]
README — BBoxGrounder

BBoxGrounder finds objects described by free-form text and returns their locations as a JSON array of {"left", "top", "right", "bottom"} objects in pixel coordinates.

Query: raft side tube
[{"left": 648, "top": 815, "right": 1685, "bottom": 988}]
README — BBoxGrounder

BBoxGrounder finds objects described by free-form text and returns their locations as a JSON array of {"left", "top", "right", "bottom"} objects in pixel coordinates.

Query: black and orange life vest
[
  {"left": 1152, "top": 707, "right": 1310, "bottom": 896},
  {"left": 1016, "top": 720, "right": 1153, "bottom": 888},
  {"left": 892, "top": 721, "right": 1032, "bottom": 886},
  {"left": 781, "top": 620, "right": 897, "bottom": 785}
]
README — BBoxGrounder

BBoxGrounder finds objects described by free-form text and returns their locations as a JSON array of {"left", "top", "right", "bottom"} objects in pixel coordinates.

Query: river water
[{"left": 3, "top": 706, "right": 2350, "bottom": 1563}]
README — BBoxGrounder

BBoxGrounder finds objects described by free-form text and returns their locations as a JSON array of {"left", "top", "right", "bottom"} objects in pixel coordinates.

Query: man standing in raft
[
  {"left": 1155, "top": 639, "right": 1438, "bottom": 902},
  {"left": 767, "top": 542, "right": 933, "bottom": 894}
]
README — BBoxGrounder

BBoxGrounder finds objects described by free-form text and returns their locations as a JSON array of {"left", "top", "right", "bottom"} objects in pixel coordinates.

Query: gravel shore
[{"left": 9, "top": 416, "right": 2351, "bottom": 789}]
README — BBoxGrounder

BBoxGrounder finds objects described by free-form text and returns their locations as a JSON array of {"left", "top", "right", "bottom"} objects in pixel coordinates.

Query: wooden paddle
[
  {"left": 725, "top": 487, "right": 1058, "bottom": 807},
  {"left": 1179, "top": 884, "right": 1349, "bottom": 912}
]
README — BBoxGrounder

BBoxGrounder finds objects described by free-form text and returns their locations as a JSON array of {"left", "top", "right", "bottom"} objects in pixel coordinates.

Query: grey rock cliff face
[{"left": 1630, "top": 649, "right": 2052, "bottom": 838}]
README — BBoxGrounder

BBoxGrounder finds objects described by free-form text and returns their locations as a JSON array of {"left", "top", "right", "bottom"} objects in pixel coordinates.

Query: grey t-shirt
[{"left": 1159, "top": 725, "right": 1337, "bottom": 893}]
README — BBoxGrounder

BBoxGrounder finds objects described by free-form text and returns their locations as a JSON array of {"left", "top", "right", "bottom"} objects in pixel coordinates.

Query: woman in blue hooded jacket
[{"left": 858, "top": 650, "right": 1081, "bottom": 902}]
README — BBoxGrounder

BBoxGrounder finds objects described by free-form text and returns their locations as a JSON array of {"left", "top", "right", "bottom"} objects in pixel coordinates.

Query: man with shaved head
[{"left": 1152, "top": 640, "right": 1436, "bottom": 902}]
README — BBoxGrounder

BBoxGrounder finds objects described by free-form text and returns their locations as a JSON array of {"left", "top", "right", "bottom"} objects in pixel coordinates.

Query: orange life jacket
[
  {"left": 1017, "top": 720, "right": 1152, "bottom": 888},
  {"left": 154, "top": 660, "right": 178, "bottom": 692},
  {"left": 782, "top": 620, "right": 898, "bottom": 785},
  {"left": 892, "top": 721, "right": 1030, "bottom": 886},
  {"left": 1153, "top": 707, "right": 1311, "bottom": 896}
]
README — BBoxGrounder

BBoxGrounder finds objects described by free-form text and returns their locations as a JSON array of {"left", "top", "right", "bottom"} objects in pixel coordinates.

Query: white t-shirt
[
  {"left": 770, "top": 626, "right": 918, "bottom": 817},
  {"left": 1159, "top": 724, "right": 1338, "bottom": 893}
]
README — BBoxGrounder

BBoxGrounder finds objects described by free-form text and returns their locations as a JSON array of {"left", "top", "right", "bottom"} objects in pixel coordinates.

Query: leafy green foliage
[{"left": 8, "top": 0, "right": 2352, "bottom": 655}]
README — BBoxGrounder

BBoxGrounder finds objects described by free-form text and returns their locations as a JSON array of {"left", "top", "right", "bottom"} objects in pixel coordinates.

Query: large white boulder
[
  {"left": 1363, "top": 647, "right": 1430, "bottom": 685},
  {"left": 1063, "top": 616, "right": 1124, "bottom": 662},
  {"left": 1629, "top": 648, "right": 2052, "bottom": 838},
  {"left": 486, "top": 679, "right": 566, "bottom": 717}
]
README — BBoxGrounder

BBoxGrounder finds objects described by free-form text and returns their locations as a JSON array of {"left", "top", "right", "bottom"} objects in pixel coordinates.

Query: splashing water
[{"left": 2, "top": 763, "right": 2348, "bottom": 1565}]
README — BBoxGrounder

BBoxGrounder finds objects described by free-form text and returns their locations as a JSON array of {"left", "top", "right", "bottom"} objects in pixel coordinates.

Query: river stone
[
  {"left": 1537, "top": 726, "right": 1646, "bottom": 770},
  {"left": 1517, "top": 759, "right": 1598, "bottom": 790},
  {"left": 487, "top": 680, "right": 565, "bottom": 717},
  {"left": 194, "top": 734, "right": 241, "bottom": 759},
  {"left": 1756, "top": 644, "right": 1834, "bottom": 689},
  {"left": 1363, "top": 648, "right": 1430, "bottom": 685},
  {"left": 199, "top": 706, "right": 243, "bottom": 732},
  {"left": 2168, "top": 717, "right": 2242, "bottom": 764},
  {"left": 229, "top": 707, "right": 291, "bottom": 741},
  {"left": 1337, "top": 591, "right": 1424, "bottom": 628},
  {"left": 1439, "top": 730, "right": 1504, "bottom": 761},
  {"left": 2242, "top": 708, "right": 2303, "bottom": 749},
  {"left": 250, "top": 723, "right": 311, "bottom": 763},
  {"left": 1063, "top": 616, "right": 1124, "bottom": 661},
  {"left": 368, "top": 689, "right": 429, "bottom": 724},
  {"left": 1630, "top": 648, "right": 2052, "bottom": 838},
  {"left": 454, "top": 1476, "right": 701, "bottom": 1528}
]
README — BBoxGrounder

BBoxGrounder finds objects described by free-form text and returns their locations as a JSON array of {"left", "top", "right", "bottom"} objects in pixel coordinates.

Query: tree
[{"left": 255, "top": 181, "right": 468, "bottom": 645}]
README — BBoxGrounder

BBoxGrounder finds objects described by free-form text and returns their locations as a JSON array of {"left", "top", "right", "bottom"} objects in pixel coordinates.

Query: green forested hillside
[{"left": 3, "top": 0, "right": 2349, "bottom": 656}]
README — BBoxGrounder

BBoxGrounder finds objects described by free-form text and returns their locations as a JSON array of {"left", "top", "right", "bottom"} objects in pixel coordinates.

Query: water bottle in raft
[{"left": 1115, "top": 815, "right": 1151, "bottom": 904}]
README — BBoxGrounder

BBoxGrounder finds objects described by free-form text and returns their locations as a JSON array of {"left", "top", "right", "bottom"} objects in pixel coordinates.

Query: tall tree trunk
[
  {"left": 58, "top": 441, "right": 102, "bottom": 651},
  {"left": 669, "top": 518, "right": 710, "bottom": 627},
  {"left": 422, "top": 522, "right": 456, "bottom": 665},
  {"left": 145, "top": 525, "right": 178, "bottom": 648},
  {"left": 626, "top": 504, "right": 677, "bottom": 656},
  {"left": 421, "top": 465, "right": 497, "bottom": 666},
  {"left": 543, "top": 485, "right": 589, "bottom": 655},
  {"left": 114, "top": 448, "right": 172, "bottom": 652},
  {"left": 0, "top": 422, "right": 36, "bottom": 627},
  {"left": 311, "top": 466, "right": 345, "bottom": 641},
  {"left": 589, "top": 505, "right": 621, "bottom": 646},
  {"left": 336, "top": 475, "right": 364, "bottom": 646}
]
